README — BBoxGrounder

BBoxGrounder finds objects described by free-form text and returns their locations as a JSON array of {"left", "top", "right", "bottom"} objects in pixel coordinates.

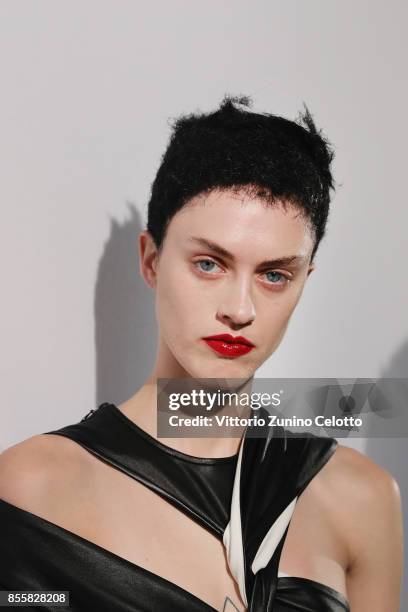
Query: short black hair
[{"left": 146, "top": 95, "right": 335, "bottom": 262}]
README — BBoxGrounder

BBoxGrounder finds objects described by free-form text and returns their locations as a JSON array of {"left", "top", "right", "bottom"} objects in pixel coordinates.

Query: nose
[{"left": 216, "top": 276, "right": 256, "bottom": 329}]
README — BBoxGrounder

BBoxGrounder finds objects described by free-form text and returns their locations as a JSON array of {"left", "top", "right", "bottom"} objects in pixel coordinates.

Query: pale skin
[{"left": 0, "top": 188, "right": 403, "bottom": 610}]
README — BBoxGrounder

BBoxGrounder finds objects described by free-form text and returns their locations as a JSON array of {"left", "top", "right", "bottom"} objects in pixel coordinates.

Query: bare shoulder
[
  {"left": 301, "top": 442, "right": 401, "bottom": 523},
  {"left": 0, "top": 433, "right": 93, "bottom": 514},
  {"left": 317, "top": 443, "right": 403, "bottom": 565},
  {"left": 320, "top": 443, "right": 401, "bottom": 504}
]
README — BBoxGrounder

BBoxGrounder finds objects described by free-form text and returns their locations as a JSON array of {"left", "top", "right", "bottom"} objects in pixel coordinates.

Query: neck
[{"left": 118, "top": 377, "right": 253, "bottom": 459}]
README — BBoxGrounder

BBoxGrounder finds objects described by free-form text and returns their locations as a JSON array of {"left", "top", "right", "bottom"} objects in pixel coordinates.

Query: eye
[
  {"left": 194, "top": 259, "right": 222, "bottom": 274},
  {"left": 263, "top": 271, "right": 289, "bottom": 286},
  {"left": 193, "top": 260, "right": 291, "bottom": 286}
]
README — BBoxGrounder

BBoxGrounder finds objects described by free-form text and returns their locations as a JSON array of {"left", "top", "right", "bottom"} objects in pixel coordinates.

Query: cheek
[
  {"left": 155, "top": 284, "right": 180, "bottom": 334},
  {"left": 260, "top": 286, "right": 304, "bottom": 338},
  {"left": 159, "top": 261, "right": 215, "bottom": 313},
  {"left": 155, "top": 265, "right": 201, "bottom": 336}
]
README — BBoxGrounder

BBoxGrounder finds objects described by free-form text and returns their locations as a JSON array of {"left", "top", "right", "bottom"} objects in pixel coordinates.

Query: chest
[
  {"left": 54, "top": 454, "right": 246, "bottom": 611},
  {"left": 58, "top": 454, "right": 348, "bottom": 609},
  {"left": 41, "top": 425, "right": 350, "bottom": 610}
]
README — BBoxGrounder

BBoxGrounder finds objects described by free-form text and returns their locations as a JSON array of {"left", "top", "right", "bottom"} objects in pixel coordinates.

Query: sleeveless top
[{"left": 0, "top": 402, "right": 350, "bottom": 611}]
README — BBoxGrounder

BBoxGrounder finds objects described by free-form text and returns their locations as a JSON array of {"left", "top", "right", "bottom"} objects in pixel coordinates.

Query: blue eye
[
  {"left": 194, "top": 260, "right": 288, "bottom": 286},
  {"left": 265, "top": 271, "right": 286, "bottom": 284},
  {"left": 196, "top": 259, "right": 220, "bottom": 273}
]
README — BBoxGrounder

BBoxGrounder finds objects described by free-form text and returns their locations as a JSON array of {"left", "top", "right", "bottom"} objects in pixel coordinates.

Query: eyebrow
[{"left": 187, "top": 236, "right": 306, "bottom": 268}]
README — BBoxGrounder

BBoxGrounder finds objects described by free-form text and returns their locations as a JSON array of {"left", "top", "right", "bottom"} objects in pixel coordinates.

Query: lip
[{"left": 202, "top": 334, "right": 255, "bottom": 358}]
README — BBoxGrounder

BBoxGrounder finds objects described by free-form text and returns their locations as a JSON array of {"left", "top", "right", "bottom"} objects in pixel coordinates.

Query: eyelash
[{"left": 193, "top": 258, "right": 291, "bottom": 287}]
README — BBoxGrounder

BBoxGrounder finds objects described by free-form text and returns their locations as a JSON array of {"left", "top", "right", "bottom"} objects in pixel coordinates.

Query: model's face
[{"left": 140, "top": 188, "right": 315, "bottom": 380}]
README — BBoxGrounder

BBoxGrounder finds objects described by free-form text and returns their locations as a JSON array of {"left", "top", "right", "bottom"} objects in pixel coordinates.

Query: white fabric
[
  {"left": 251, "top": 496, "right": 298, "bottom": 574},
  {"left": 223, "top": 436, "right": 297, "bottom": 607},
  {"left": 222, "top": 437, "right": 247, "bottom": 607}
]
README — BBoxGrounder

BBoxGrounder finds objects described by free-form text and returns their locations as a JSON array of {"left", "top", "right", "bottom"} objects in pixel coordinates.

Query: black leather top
[{"left": 0, "top": 403, "right": 350, "bottom": 611}]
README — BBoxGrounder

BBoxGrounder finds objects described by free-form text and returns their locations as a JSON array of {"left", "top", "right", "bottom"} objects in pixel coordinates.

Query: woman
[{"left": 0, "top": 96, "right": 403, "bottom": 611}]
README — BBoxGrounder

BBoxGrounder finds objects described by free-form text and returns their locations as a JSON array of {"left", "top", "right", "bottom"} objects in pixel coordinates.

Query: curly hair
[{"left": 146, "top": 95, "right": 335, "bottom": 262}]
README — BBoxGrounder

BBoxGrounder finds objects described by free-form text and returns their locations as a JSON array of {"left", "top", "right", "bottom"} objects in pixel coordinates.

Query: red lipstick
[{"left": 202, "top": 334, "right": 255, "bottom": 357}]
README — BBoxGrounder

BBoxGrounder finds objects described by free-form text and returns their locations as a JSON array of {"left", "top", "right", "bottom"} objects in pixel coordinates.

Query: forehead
[{"left": 166, "top": 188, "right": 315, "bottom": 256}]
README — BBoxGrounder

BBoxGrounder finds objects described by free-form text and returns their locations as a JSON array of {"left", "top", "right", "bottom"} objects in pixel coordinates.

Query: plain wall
[{"left": 1, "top": 0, "right": 406, "bottom": 606}]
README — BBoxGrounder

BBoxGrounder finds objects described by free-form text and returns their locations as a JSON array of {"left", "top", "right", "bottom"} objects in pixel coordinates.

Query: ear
[
  {"left": 139, "top": 230, "right": 159, "bottom": 289},
  {"left": 306, "top": 262, "right": 315, "bottom": 278}
]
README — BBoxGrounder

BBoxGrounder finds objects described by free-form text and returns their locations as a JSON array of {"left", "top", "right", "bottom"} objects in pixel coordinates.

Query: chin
[{"left": 188, "top": 358, "right": 256, "bottom": 382}]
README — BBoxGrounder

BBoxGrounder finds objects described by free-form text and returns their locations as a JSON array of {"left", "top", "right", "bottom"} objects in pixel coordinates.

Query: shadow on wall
[
  {"left": 365, "top": 340, "right": 408, "bottom": 609},
  {"left": 94, "top": 202, "right": 157, "bottom": 407}
]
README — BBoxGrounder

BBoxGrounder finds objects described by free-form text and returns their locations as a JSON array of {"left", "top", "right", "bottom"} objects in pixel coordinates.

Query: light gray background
[{"left": 1, "top": 1, "right": 406, "bottom": 606}]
